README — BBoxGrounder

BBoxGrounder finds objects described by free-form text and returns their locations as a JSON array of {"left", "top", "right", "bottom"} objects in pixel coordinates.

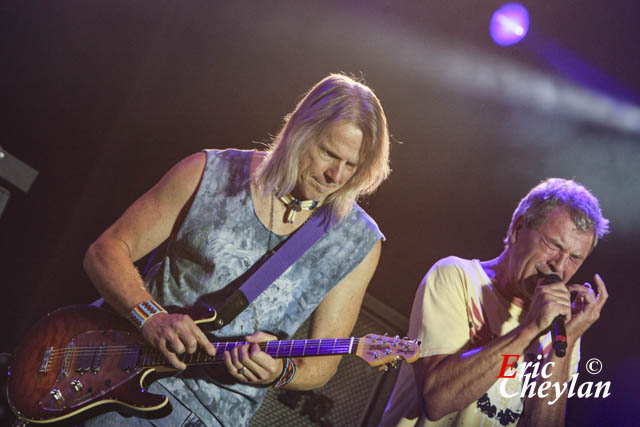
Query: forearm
[
  {"left": 280, "top": 242, "right": 380, "bottom": 390},
  {"left": 284, "top": 355, "right": 341, "bottom": 390},
  {"left": 83, "top": 237, "right": 153, "bottom": 316},
  {"left": 422, "top": 324, "right": 538, "bottom": 420},
  {"left": 517, "top": 340, "right": 576, "bottom": 427}
]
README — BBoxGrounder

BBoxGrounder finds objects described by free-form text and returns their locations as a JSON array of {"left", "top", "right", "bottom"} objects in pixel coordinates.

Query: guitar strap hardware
[{"left": 211, "top": 205, "right": 334, "bottom": 329}]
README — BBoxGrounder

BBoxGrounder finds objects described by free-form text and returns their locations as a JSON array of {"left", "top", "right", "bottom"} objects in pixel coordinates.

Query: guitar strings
[
  {"left": 45, "top": 339, "right": 361, "bottom": 356},
  {"left": 45, "top": 344, "right": 359, "bottom": 360},
  {"left": 43, "top": 339, "right": 364, "bottom": 364}
]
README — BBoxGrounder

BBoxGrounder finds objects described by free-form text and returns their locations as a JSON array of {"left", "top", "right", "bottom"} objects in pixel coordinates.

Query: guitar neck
[
  {"left": 145, "top": 338, "right": 358, "bottom": 368},
  {"left": 217, "top": 337, "right": 357, "bottom": 358}
]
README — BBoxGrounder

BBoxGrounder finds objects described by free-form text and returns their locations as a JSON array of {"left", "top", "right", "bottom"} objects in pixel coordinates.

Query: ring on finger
[{"left": 237, "top": 366, "right": 245, "bottom": 375}]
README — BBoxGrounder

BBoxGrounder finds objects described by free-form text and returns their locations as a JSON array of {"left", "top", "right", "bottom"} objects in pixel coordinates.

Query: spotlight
[{"left": 490, "top": 3, "right": 529, "bottom": 46}]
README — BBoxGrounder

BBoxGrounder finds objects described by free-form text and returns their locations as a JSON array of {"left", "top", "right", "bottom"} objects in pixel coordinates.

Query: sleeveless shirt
[{"left": 144, "top": 149, "right": 384, "bottom": 426}]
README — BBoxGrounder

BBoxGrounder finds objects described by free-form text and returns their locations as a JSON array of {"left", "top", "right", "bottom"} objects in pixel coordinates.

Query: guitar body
[
  {"left": 8, "top": 305, "right": 171, "bottom": 424},
  {"left": 7, "top": 304, "right": 419, "bottom": 425}
]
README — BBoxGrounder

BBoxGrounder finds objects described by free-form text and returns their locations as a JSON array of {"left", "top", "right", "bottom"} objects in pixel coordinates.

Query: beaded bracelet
[
  {"left": 272, "top": 357, "right": 296, "bottom": 389},
  {"left": 129, "top": 300, "right": 167, "bottom": 329}
]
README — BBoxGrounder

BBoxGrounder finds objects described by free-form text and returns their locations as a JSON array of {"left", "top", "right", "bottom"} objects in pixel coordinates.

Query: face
[
  {"left": 294, "top": 121, "right": 363, "bottom": 201},
  {"left": 505, "top": 207, "right": 594, "bottom": 301}
]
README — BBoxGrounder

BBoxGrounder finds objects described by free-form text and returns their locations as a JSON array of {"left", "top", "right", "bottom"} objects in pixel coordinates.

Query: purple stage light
[{"left": 490, "top": 3, "right": 529, "bottom": 46}]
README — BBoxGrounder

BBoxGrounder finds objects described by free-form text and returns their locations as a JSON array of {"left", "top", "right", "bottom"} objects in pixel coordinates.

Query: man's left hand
[
  {"left": 223, "top": 331, "right": 284, "bottom": 385},
  {"left": 566, "top": 273, "right": 608, "bottom": 341}
]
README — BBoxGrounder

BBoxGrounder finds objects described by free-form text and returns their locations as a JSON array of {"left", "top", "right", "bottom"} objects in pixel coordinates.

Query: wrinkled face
[
  {"left": 294, "top": 121, "right": 363, "bottom": 201},
  {"left": 506, "top": 207, "right": 594, "bottom": 301}
]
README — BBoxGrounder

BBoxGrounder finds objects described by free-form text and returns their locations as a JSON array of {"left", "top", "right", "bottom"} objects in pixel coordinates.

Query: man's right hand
[
  {"left": 522, "top": 278, "right": 572, "bottom": 337},
  {"left": 141, "top": 313, "right": 216, "bottom": 370}
]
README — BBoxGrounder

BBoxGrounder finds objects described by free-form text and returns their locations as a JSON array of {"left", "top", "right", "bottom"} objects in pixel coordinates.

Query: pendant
[{"left": 279, "top": 194, "right": 318, "bottom": 223}]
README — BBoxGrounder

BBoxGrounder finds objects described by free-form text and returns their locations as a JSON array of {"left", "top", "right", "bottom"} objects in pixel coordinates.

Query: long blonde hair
[{"left": 253, "top": 73, "right": 391, "bottom": 222}]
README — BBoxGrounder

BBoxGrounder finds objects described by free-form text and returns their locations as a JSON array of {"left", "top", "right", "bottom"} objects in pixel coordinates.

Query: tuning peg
[{"left": 393, "top": 356, "right": 404, "bottom": 369}]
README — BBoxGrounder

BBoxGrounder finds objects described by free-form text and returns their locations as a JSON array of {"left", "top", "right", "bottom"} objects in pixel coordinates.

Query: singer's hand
[
  {"left": 565, "top": 274, "right": 608, "bottom": 342},
  {"left": 522, "top": 278, "right": 572, "bottom": 336}
]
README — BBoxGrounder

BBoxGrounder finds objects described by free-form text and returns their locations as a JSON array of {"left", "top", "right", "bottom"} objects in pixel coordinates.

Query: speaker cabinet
[{"left": 251, "top": 294, "right": 409, "bottom": 427}]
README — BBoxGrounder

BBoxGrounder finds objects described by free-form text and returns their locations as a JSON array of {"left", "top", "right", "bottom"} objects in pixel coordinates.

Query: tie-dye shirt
[{"left": 145, "top": 149, "right": 383, "bottom": 426}]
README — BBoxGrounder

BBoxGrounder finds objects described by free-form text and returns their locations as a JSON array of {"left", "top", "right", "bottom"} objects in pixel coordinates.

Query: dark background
[{"left": 1, "top": 1, "right": 638, "bottom": 424}]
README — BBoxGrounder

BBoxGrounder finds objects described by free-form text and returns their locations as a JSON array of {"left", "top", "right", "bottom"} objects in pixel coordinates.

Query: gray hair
[
  {"left": 504, "top": 178, "right": 610, "bottom": 248},
  {"left": 253, "top": 73, "right": 391, "bottom": 222}
]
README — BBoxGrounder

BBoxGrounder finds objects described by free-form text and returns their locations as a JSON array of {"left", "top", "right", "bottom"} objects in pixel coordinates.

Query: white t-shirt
[{"left": 380, "top": 256, "right": 580, "bottom": 427}]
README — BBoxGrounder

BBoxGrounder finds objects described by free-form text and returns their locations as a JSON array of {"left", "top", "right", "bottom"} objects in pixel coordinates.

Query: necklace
[
  {"left": 267, "top": 192, "right": 275, "bottom": 253},
  {"left": 278, "top": 193, "right": 319, "bottom": 224}
]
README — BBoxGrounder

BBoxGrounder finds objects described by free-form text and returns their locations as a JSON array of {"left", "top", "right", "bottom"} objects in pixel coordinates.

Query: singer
[{"left": 380, "top": 178, "right": 609, "bottom": 427}]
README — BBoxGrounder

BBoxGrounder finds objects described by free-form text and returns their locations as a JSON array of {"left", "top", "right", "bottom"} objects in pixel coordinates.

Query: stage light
[{"left": 490, "top": 3, "right": 529, "bottom": 46}]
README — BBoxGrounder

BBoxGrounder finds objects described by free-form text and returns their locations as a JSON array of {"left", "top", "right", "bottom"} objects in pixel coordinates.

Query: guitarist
[{"left": 82, "top": 74, "right": 391, "bottom": 426}]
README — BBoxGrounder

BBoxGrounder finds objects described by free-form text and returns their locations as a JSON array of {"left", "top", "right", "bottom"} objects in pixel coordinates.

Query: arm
[
  {"left": 291, "top": 238, "right": 382, "bottom": 389},
  {"left": 416, "top": 324, "right": 538, "bottom": 421},
  {"left": 517, "top": 274, "right": 608, "bottom": 427},
  {"left": 417, "top": 275, "right": 607, "bottom": 423},
  {"left": 223, "top": 239, "right": 382, "bottom": 388},
  {"left": 417, "top": 276, "right": 572, "bottom": 421},
  {"left": 83, "top": 152, "right": 215, "bottom": 369}
]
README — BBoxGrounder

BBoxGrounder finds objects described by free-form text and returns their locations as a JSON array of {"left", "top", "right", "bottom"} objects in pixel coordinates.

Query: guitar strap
[{"left": 211, "top": 205, "right": 334, "bottom": 330}]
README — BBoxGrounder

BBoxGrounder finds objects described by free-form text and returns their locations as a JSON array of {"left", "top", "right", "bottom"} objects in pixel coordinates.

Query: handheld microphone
[{"left": 543, "top": 274, "right": 567, "bottom": 357}]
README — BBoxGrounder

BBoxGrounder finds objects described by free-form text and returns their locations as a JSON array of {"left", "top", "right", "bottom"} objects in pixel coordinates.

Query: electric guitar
[{"left": 7, "top": 304, "right": 420, "bottom": 424}]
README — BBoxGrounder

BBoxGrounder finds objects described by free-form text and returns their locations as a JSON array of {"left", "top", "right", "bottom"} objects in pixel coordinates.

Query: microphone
[{"left": 543, "top": 274, "right": 567, "bottom": 357}]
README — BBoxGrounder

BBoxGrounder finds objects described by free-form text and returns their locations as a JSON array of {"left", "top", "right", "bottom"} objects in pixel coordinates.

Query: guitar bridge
[{"left": 39, "top": 346, "right": 53, "bottom": 374}]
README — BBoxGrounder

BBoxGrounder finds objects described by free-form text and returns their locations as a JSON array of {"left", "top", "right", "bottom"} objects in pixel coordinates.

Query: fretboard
[{"left": 141, "top": 338, "right": 358, "bottom": 368}]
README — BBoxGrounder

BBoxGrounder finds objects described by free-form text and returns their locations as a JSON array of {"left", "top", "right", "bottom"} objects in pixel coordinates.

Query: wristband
[
  {"left": 129, "top": 300, "right": 167, "bottom": 329},
  {"left": 272, "top": 357, "right": 296, "bottom": 389}
]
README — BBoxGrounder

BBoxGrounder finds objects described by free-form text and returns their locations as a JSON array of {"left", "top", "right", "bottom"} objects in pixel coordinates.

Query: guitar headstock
[{"left": 354, "top": 334, "right": 421, "bottom": 371}]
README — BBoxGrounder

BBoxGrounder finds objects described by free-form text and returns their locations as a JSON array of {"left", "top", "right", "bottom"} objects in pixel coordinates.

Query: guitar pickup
[
  {"left": 119, "top": 344, "right": 140, "bottom": 371},
  {"left": 75, "top": 345, "right": 94, "bottom": 373},
  {"left": 59, "top": 342, "right": 75, "bottom": 377},
  {"left": 92, "top": 345, "right": 105, "bottom": 373}
]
